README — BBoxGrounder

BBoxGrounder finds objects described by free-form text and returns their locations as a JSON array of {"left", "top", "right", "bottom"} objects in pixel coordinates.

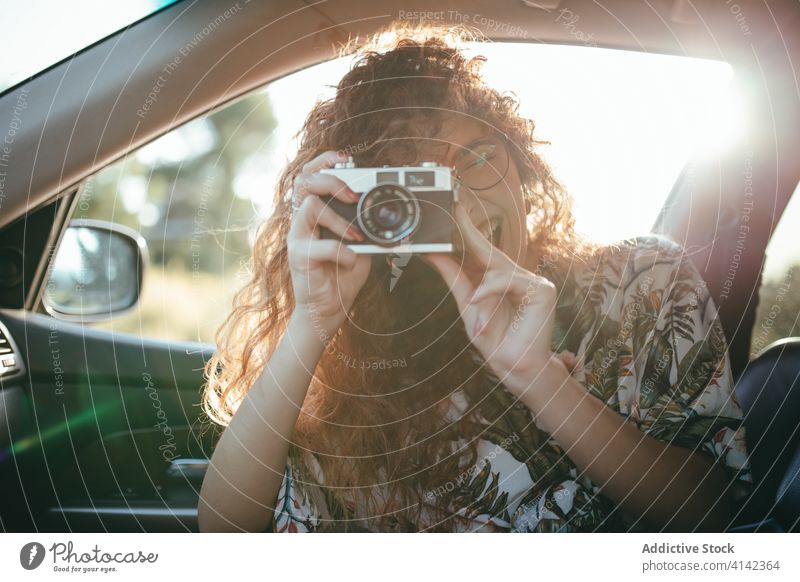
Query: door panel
[{"left": 0, "top": 308, "right": 216, "bottom": 532}]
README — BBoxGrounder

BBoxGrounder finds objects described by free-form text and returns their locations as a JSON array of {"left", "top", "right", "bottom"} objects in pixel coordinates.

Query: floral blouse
[{"left": 271, "top": 235, "right": 752, "bottom": 532}]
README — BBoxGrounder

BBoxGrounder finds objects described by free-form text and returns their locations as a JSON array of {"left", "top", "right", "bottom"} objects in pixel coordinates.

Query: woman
[{"left": 197, "top": 24, "right": 750, "bottom": 533}]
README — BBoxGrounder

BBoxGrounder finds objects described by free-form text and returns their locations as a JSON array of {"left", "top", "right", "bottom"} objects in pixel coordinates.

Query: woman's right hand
[{"left": 287, "top": 150, "right": 372, "bottom": 336}]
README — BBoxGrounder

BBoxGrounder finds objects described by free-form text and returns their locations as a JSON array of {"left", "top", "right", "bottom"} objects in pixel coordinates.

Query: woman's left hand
[{"left": 424, "top": 202, "right": 558, "bottom": 397}]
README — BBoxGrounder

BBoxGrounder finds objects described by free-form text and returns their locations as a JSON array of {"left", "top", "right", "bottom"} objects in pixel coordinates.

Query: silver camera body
[{"left": 318, "top": 158, "right": 459, "bottom": 254}]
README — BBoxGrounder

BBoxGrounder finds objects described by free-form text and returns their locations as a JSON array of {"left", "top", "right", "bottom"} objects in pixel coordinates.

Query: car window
[
  {"left": 64, "top": 44, "right": 737, "bottom": 343},
  {"left": 750, "top": 182, "right": 800, "bottom": 358}
]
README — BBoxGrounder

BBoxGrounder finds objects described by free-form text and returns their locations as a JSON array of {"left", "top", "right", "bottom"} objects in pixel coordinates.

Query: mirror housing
[{"left": 44, "top": 219, "right": 148, "bottom": 322}]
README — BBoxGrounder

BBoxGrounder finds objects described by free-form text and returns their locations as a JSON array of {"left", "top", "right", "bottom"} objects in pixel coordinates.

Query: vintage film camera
[{"left": 318, "top": 157, "right": 459, "bottom": 254}]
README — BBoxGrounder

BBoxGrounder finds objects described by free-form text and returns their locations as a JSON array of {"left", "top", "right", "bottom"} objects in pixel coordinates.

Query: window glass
[
  {"left": 1, "top": 0, "right": 179, "bottom": 95},
  {"left": 253, "top": 43, "right": 738, "bottom": 244},
  {"left": 71, "top": 43, "right": 739, "bottom": 343}
]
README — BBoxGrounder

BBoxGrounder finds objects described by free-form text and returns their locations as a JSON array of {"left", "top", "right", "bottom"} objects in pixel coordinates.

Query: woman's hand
[
  {"left": 287, "top": 150, "right": 371, "bottom": 335},
  {"left": 424, "top": 202, "right": 557, "bottom": 397}
]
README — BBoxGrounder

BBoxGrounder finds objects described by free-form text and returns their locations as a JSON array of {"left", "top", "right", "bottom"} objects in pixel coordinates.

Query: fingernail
[
  {"left": 347, "top": 226, "right": 364, "bottom": 241},
  {"left": 349, "top": 190, "right": 361, "bottom": 202}
]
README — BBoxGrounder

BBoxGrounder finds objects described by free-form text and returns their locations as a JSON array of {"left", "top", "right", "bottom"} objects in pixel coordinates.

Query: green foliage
[{"left": 76, "top": 92, "right": 278, "bottom": 343}]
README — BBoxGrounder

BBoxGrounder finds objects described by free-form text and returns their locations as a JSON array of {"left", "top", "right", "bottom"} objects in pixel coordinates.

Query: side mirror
[{"left": 44, "top": 219, "right": 148, "bottom": 322}]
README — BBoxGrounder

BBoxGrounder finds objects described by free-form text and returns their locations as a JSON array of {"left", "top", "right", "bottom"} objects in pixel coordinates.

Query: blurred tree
[
  {"left": 81, "top": 91, "right": 276, "bottom": 275},
  {"left": 74, "top": 89, "right": 278, "bottom": 343},
  {"left": 750, "top": 263, "right": 800, "bottom": 358}
]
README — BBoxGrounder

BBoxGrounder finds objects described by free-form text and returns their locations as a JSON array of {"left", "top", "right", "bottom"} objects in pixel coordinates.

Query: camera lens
[
  {"left": 357, "top": 184, "right": 420, "bottom": 244},
  {"left": 374, "top": 200, "right": 402, "bottom": 229}
]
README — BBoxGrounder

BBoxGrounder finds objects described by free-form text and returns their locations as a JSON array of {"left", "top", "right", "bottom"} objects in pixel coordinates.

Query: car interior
[{"left": 0, "top": 0, "right": 799, "bottom": 532}]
